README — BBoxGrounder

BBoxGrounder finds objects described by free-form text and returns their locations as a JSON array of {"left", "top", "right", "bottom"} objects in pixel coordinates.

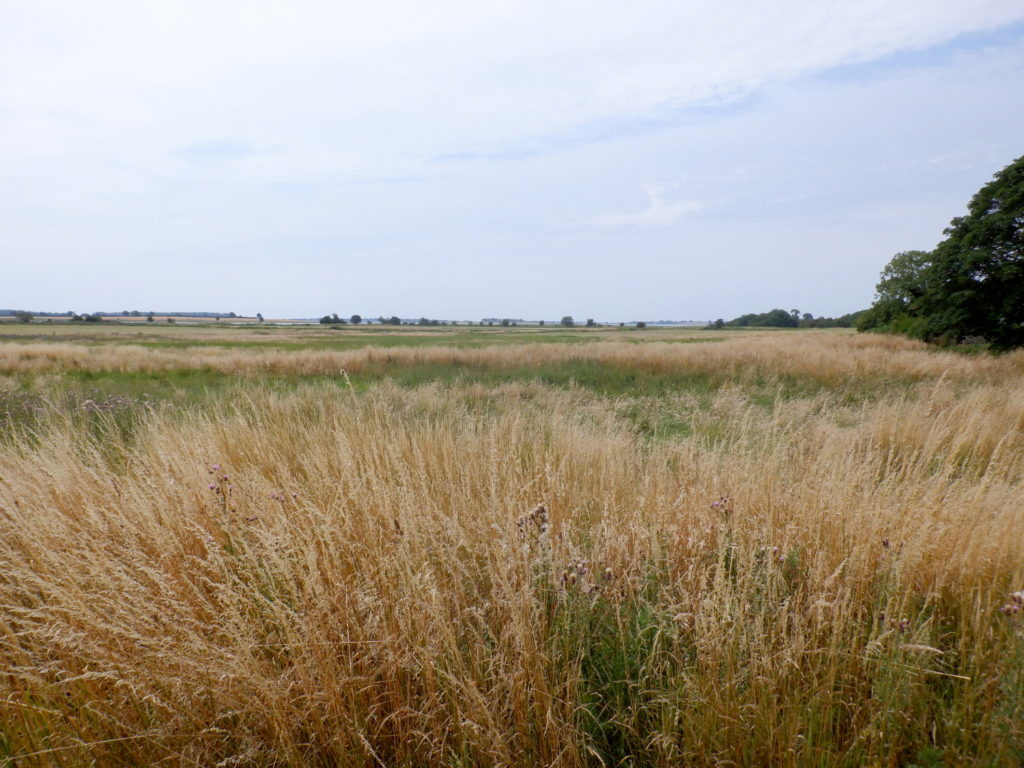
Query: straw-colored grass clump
[
  {"left": 0, "top": 332, "right": 1022, "bottom": 766},
  {"left": 2, "top": 331, "right": 1023, "bottom": 385}
]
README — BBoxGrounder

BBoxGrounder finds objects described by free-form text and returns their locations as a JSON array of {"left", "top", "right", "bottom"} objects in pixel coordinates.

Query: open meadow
[{"left": 1, "top": 324, "right": 1023, "bottom": 767}]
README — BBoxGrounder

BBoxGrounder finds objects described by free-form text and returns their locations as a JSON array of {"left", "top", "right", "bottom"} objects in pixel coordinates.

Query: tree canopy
[
  {"left": 716, "top": 308, "right": 863, "bottom": 329},
  {"left": 860, "top": 155, "right": 1024, "bottom": 350}
]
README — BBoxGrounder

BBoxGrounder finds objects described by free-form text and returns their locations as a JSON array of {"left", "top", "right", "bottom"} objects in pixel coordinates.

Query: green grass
[
  {"left": 1, "top": 342, "right": 921, "bottom": 448},
  {"left": 0, "top": 327, "right": 724, "bottom": 352},
  {"left": 0, "top": 325, "right": 917, "bottom": 458}
]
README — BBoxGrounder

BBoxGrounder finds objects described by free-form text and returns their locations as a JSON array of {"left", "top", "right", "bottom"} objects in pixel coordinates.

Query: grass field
[{"left": 1, "top": 324, "right": 1022, "bottom": 766}]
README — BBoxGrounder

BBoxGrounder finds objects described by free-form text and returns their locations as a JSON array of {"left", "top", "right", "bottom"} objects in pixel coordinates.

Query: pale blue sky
[{"left": 2, "top": 2, "right": 1023, "bottom": 320}]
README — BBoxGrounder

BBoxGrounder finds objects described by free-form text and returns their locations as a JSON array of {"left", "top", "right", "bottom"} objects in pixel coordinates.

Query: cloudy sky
[{"left": 3, "top": 2, "right": 1023, "bottom": 321}]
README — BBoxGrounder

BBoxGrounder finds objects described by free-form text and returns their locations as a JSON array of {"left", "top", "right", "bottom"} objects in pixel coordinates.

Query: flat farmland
[{"left": 1, "top": 324, "right": 1022, "bottom": 766}]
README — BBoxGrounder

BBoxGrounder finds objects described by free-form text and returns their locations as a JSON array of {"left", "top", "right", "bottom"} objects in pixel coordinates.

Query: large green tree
[
  {"left": 920, "top": 155, "right": 1024, "bottom": 350},
  {"left": 862, "top": 155, "right": 1024, "bottom": 350},
  {"left": 856, "top": 250, "right": 932, "bottom": 333}
]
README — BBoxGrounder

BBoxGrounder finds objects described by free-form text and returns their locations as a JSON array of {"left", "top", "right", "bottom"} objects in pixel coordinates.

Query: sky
[{"left": 2, "top": 1, "right": 1024, "bottom": 321}]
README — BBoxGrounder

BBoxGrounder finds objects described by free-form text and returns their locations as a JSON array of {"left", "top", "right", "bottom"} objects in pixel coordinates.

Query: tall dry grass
[
  {"left": 2, "top": 332, "right": 1023, "bottom": 387},
  {"left": 0, "top": 335, "right": 1022, "bottom": 766}
]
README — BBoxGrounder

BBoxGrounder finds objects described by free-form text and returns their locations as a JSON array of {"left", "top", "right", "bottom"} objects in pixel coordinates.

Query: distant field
[
  {"left": 1, "top": 328, "right": 1022, "bottom": 766},
  {"left": 0, "top": 319, "right": 729, "bottom": 348}
]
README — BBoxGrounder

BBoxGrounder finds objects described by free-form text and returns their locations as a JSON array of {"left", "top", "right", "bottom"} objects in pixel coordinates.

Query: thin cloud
[
  {"left": 585, "top": 184, "right": 705, "bottom": 230},
  {"left": 170, "top": 140, "right": 274, "bottom": 164}
]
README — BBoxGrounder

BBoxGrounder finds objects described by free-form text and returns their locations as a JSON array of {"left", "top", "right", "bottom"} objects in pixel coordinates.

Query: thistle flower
[{"left": 517, "top": 503, "right": 550, "bottom": 541}]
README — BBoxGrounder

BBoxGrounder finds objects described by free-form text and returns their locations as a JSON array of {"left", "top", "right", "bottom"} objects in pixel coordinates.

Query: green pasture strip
[
  {"left": 0, "top": 327, "right": 723, "bottom": 351},
  {"left": 0, "top": 319, "right": 720, "bottom": 348},
  {"left": 0, "top": 355, "right": 918, "bottom": 449}
]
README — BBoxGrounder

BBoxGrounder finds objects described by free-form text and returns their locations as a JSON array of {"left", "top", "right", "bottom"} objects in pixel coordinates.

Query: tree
[
  {"left": 585, "top": 318, "right": 596, "bottom": 327},
  {"left": 256, "top": 313, "right": 264, "bottom": 323},
  {"left": 14, "top": 311, "right": 32, "bottom": 323},
  {"left": 350, "top": 314, "right": 362, "bottom": 325},
  {"left": 147, "top": 313, "right": 155, "bottom": 323},
  {"left": 560, "top": 316, "right": 574, "bottom": 327},
  {"left": 765, "top": 309, "right": 797, "bottom": 327},
  {"left": 721, "top": 309, "right": 798, "bottom": 328},
  {"left": 861, "top": 155, "right": 1024, "bottom": 349},
  {"left": 857, "top": 250, "right": 933, "bottom": 333},
  {"left": 920, "top": 156, "right": 1024, "bottom": 349}
]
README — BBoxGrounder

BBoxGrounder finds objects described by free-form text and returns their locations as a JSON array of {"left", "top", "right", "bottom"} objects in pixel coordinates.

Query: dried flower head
[{"left": 516, "top": 503, "right": 550, "bottom": 541}]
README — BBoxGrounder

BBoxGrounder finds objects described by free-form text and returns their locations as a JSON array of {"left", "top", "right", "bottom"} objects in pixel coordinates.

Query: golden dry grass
[
  {"left": 2, "top": 331, "right": 1022, "bottom": 384},
  {"left": 0, "top": 332, "right": 1022, "bottom": 766}
]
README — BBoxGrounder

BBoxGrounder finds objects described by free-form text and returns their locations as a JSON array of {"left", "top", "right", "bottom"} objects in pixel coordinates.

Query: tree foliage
[
  {"left": 724, "top": 308, "right": 798, "bottom": 328},
  {"left": 861, "top": 155, "right": 1024, "bottom": 350},
  {"left": 715, "top": 309, "right": 863, "bottom": 329}
]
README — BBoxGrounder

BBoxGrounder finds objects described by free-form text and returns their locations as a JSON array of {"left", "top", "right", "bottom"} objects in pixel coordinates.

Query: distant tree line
[
  {"left": 708, "top": 308, "right": 864, "bottom": 329},
  {"left": 1, "top": 309, "right": 240, "bottom": 320},
  {"left": 320, "top": 314, "right": 464, "bottom": 327}
]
